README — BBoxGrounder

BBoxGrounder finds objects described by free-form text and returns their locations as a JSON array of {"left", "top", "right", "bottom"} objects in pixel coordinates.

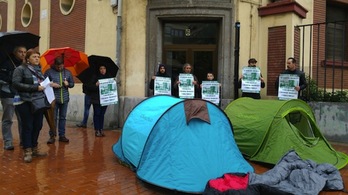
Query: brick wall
[
  {"left": 267, "top": 26, "right": 286, "bottom": 96},
  {"left": 14, "top": 0, "right": 40, "bottom": 38},
  {"left": 294, "top": 27, "right": 300, "bottom": 69},
  {"left": 0, "top": 2, "right": 8, "bottom": 31},
  {"left": 50, "top": 1, "right": 86, "bottom": 52}
]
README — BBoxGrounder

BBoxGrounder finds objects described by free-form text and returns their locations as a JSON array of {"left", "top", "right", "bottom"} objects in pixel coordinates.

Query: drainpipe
[
  {"left": 234, "top": 22, "right": 241, "bottom": 99},
  {"left": 116, "top": 0, "right": 122, "bottom": 83}
]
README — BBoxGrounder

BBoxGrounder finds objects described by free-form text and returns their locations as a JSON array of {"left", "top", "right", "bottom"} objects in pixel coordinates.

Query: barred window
[{"left": 326, "top": 5, "right": 348, "bottom": 61}]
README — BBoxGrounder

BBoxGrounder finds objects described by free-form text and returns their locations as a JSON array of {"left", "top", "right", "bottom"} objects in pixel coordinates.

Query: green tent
[{"left": 224, "top": 97, "right": 348, "bottom": 169}]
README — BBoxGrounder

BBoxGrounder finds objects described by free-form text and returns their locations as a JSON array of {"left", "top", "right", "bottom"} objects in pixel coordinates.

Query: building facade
[{"left": 1, "top": 0, "right": 347, "bottom": 127}]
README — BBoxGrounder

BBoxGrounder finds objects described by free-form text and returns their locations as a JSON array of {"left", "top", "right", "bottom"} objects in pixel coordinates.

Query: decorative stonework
[{"left": 258, "top": 0, "right": 308, "bottom": 19}]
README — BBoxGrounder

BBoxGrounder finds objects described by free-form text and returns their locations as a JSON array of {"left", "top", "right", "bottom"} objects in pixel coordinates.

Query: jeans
[
  {"left": 92, "top": 104, "right": 107, "bottom": 130},
  {"left": 81, "top": 95, "right": 91, "bottom": 125},
  {"left": 1, "top": 98, "right": 14, "bottom": 146},
  {"left": 55, "top": 102, "right": 69, "bottom": 137},
  {"left": 16, "top": 102, "right": 44, "bottom": 149}
]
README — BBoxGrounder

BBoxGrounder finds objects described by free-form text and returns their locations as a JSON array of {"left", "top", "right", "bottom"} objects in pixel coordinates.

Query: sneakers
[
  {"left": 4, "top": 141, "right": 14, "bottom": 150},
  {"left": 59, "top": 136, "right": 70, "bottom": 142},
  {"left": 4, "top": 145, "right": 14, "bottom": 150},
  {"left": 32, "top": 147, "right": 47, "bottom": 157},
  {"left": 76, "top": 123, "right": 87, "bottom": 128},
  {"left": 23, "top": 148, "right": 33, "bottom": 163},
  {"left": 47, "top": 137, "right": 55, "bottom": 144},
  {"left": 95, "top": 130, "right": 105, "bottom": 137}
]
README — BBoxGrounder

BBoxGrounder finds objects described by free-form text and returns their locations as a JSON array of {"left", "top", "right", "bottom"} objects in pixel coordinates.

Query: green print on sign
[
  {"left": 241, "top": 67, "right": 261, "bottom": 93},
  {"left": 99, "top": 78, "right": 118, "bottom": 106},
  {"left": 154, "top": 76, "right": 171, "bottom": 95},
  {"left": 201, "top": 81, "right": 220, "bottom": 105},
  {"left": 178, "top": 73, "right": 194, "bottom": 99},
  {"left": 278, "top": 74, "right": 299, "bottom": 100}
]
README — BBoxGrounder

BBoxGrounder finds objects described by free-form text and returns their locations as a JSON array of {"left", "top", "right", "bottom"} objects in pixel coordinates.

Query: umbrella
[
  {"left": 0, "top": 31, "right": 40, "bottom": 64},
  {"left": 77, "top": 55, "right": 119, "bottom": 83},
  {"left": 40, "top": 47, "right": 89, "bottom": 76}
]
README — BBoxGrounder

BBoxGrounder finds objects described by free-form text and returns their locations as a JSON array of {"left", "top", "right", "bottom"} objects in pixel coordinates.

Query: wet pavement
[{"left": 0, "top": 116, "right": 347, "bottom": 194}]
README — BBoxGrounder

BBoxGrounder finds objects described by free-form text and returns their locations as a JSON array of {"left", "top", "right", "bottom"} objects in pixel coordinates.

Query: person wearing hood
[
  {"left": 149, "top": 64, "right": 170, "bottom": 94},
  {"left": 44, "top": 57, "right": 74, "bottom": 144},
  {"left": 85, "top": 65, "right": 111, "bottom": 137}
]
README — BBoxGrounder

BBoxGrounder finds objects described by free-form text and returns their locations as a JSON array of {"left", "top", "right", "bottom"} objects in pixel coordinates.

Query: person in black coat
[
  {"left": 275, "top": 57, "right": 307, "bottom": 99},
  {"left": 0, "top": 46, "right": 27, "bottom": 150},
  {"left": 238, "top": 58, "right": 266, "bottom": 99},
  {"left": 149, "top": 64, "right": 170, "bottom": 95},
  {"left": 12, "top": 49, "right": 47, "bottom": 163},
  {"left": 84, "top": 65, "right": 112, "bottom": 137},
  {"left": 173, "top": 63, "right": 200, "bottom": 98}
]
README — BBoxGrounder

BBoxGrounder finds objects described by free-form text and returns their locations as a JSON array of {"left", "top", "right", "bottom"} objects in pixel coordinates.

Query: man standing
[
  {"left": 238, "top": 58, "right": 265, "bottom": 99},
  {"left": 45, "top": 57, "right": 74, "bottom": 143},
  {"left": 275, "top": 57, "right": 307, "bottom": 99},
  {"left": 0, "top": 46, "right": 26, "bottom": 150}
]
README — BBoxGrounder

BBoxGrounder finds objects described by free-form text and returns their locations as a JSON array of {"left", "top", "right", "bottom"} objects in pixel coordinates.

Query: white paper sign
[
  {"left": 40, "top": 77, "right": 55, "bottom": 104},
  {"left": 241, "top": 67, "right": 261, "bottom": 93},
  {"left": 278, "top": 74, "right": 299, "bottom": 100},
  {"left": 154, "top": 77, "right": 171, "bottom": 96},
  {"left": 178, "top": 73, "right": 194, "bottom": 99},
  {"left": 99, "top": 78, "right": 118, "bottom": 106},
  {"left": 201, "top": 81, "right": 220, "bottom": 105}
]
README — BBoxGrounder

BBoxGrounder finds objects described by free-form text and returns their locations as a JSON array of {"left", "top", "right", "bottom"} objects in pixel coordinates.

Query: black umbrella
[
  {"left": 0, "top": 31, "right": 40, "bottom": 64},
  {"left": 77, "top": 55, "right": 119, "bottom": 83}
]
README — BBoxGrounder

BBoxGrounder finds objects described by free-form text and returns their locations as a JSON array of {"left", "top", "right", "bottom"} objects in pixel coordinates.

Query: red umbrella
[{"left": 40, "top": 47, "right": 89, "bottom": 76}]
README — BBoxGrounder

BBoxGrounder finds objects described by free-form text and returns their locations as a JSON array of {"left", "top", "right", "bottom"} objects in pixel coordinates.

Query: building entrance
[{"left": 162, "top": 21, "right": 219, "bottom": 83}]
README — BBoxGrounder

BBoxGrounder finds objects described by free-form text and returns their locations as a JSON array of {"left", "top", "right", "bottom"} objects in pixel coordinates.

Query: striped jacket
[{"left": 44, "top": 67, "right": 74, "bottom": 104}]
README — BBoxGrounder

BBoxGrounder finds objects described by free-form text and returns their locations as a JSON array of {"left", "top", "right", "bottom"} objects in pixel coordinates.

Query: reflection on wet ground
[{"left": 0, "top": 118, "right": 347, "bottom": 194}]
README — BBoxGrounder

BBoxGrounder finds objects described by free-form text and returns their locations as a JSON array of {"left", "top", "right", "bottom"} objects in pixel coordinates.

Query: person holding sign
[
  {"left": 173, "top": 63, "right": 200, "bottom": 98},
  {"left": 85, "top": 65, "right": 111, "bottom": 137},
  {"left": 200, "top": 72, "right": 221, "bottom": 105},
  {"left": 238, "top": 58, "right": 265, "bottom": 99},
  {"left": 275, "top": 57, "right": 307, "bottom": 100},
  {"left": 149, "top": 64, "right": 171, "bottom": 96}
]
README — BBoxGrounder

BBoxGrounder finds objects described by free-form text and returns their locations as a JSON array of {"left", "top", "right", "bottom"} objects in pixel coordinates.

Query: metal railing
[{"left": 297, "top": 20, "right": 348, "bottom": 101}]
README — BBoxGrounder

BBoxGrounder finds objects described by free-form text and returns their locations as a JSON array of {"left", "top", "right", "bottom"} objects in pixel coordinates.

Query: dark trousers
[
  {"left": 92, "top": 104, "right": 107, "bottom": 131},
  {"left": 81, "top": 95, "right": 91, "bottom": 125},
  {"left": 16, "top": 102, "right": 44, "bottom": 149}
]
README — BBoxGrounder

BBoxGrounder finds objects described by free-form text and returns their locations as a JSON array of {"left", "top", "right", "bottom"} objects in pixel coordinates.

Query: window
[
  {"left": 21, "top": 3, "right": 32, "bottom": 27},
  {"left": 60, "top": 0, "right": 75, "bottom": 15},
  {"left": 326, "top": 5, "right": 348, "bottom": 61}
]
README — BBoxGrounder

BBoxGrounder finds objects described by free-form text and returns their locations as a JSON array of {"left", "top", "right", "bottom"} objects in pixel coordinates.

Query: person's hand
[
  {"left": 295, "top": 86, "right": 300, "bottom": 91},
  {"left": 193, "top": 80, "right": 197, "bottom": 85},
  {"left": 96, "top": 81, "right": 100, "bottom": 86},
  {"left": 63, "top": 78, "right": 69, "bottom": 87},
  {"left": 152, "top": 76, "right": 156, "bottom": 79},
  {"left": 50, "top": 82, "right": 61, "bottom": 88},
  {"left": 260, "top": 77, "right": 264, "bottom": 82},
  {"left": 176, "top": 81, "right": 180, "bottom": 85},
  {"left": 38, "top": 85, "right": 45, "bottom": 91},
  {"left": 239, "top": 75, "right": 243, "bottom": 79}
]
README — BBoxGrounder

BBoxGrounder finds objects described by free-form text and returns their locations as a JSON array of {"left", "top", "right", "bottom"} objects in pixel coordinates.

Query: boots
[
  {"left": 47, "top": 136, "right": 55, "bottom": 144},
  {"left": 32, "top": 147, "right": 47, "bottom": 157},
  {"left": 23, "top": 148, "right": 33, "bottom": 163}
]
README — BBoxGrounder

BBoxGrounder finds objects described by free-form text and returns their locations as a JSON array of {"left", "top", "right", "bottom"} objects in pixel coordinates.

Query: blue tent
[{"left": 112, "top": 95, "right": 253, "bottom": 193}]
